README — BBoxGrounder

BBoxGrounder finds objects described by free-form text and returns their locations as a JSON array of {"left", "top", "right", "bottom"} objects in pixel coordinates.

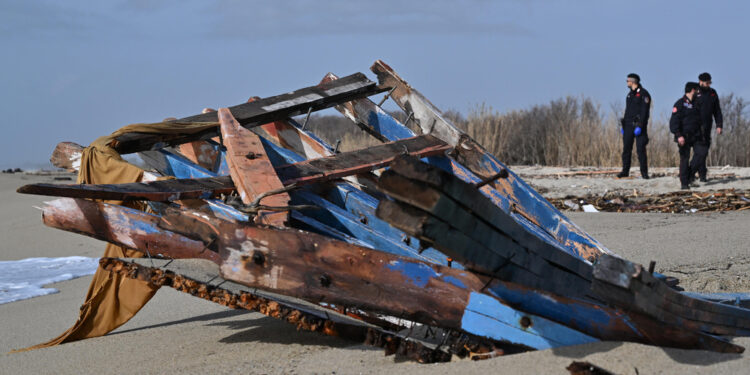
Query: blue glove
[
  {"left": 620, "top": 128, "right": 624, "bottom": 135},
  {"left": 634, "top": 127, "right": 642, "bottom": 136}
]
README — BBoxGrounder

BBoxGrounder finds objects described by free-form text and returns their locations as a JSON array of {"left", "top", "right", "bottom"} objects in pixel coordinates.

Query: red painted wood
[{"left": 219, "top": 108, "right": 290, "bottom": 227}]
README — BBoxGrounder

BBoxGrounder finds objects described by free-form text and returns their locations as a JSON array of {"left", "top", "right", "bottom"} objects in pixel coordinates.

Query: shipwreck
[{"left": 16, "top": 60, "right": 750, "bottom": 362}]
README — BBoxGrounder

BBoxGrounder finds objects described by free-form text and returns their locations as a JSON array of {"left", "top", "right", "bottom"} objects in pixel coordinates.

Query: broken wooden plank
[
  {"left": 100, "top": 257, "right": 458, "bottom": 363},
  {"left": 50, "top": 142, "right": 84, "bottom": 171},
  {"left": 219, "top": 107, "right": 290, "bottom": 226},
  {"left": 370, "top": 60, "right": 609, "bottom": 263},
  {"left": 112, "top": 73, "right": 384, "bottom": 154},
  {"left": 17, "top": 176, "right": 234, "bottom": 201},
  {"left": 483, "top": 279, "right": 745, "bottom": 353},
  {"left": 41, "top": 198, "right": 220, "bottom": 263},
  {"left": 155, "top": 209, "right": 598, "bottom": 350},
  {"left": 381, "top": 155, "right": 592, "bottom": 278},
  {"left": 321, "top": 73, "right": 415, "bottom": 143},
  {"left": 375, "top": 199, "right": 591, "bottom": 299},
  {"left": 592, "top": 254, "right": 750, "bottom": 335},
  {"left": 275, "top": 135, "right": 450, "bottom": 186},
  {"left": 178, "top": 140, "right": 222, "bottom": 172},
  {"left": 136, "top": 137, "right": 453, "bottom": 266}
]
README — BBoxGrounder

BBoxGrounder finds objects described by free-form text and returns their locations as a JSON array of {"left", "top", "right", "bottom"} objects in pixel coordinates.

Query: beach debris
[
  {"left": 549, "top": 189, "right": 750, "bottom": 213},
  {"left": 16, "top": 60, "right": 750, "bottom": 362}
]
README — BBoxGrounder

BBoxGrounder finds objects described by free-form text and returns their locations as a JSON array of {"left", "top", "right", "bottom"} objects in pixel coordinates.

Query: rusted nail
[
  {"left": 404, "top": 111, "right": 414, "bottom": 126},
  {"left": 252, "top": 251, "right": 265, "bottom": 265},
  {"left": 474, "top": 169, "right": 509, "bottom": 188},
  {"left": 246, "top": 151, "right": 257, "bottom": 160},
  {"left": 301, "top": 106, "right": 313, "bottom": 130},
  {"left": 648, "top": 260, "right": 656, "bottom": 274},
  {"left": 319, "top": 273, "right": 332, "bottom": 287},
  {"left": 376, "top": 87, "right": 397, "bottom": 107},
  {"left": 334, "top": 139, "right": 341, "bottom": 154},
  {"left": 359, "top": 215, "right": 368, "bottom": 225},
  {"left": 447, "top": 257, "right": 453, "bottom": 267}
]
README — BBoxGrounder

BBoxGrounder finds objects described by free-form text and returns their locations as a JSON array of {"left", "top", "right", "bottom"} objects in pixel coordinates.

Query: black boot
[{"left": 617, "top": 171, "right": 629, "bottom": 178}]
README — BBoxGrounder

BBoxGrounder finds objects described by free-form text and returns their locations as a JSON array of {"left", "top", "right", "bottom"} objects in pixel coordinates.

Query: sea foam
[{"left": 0, "top": 256, "right": 99, "bottom": 304}]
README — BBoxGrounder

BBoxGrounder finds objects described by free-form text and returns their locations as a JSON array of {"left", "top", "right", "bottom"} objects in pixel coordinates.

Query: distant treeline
[{"left": 306, "top": 94, "right": 750, "bottom": 167}]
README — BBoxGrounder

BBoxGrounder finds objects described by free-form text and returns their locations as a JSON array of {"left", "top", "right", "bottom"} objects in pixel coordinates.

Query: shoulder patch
[{"left": 644, "top": 96, "right": 650, "bottom": 103}]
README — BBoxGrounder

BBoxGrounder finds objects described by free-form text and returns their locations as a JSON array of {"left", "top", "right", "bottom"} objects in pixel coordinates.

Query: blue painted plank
[{"left": 462, "top": 292, "right": 597, "bottom": 349}]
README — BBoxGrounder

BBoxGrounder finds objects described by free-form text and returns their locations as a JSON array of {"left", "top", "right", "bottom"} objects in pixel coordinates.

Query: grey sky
[{"left": 2, "top": 0, "right": 748, "bottom": 168}]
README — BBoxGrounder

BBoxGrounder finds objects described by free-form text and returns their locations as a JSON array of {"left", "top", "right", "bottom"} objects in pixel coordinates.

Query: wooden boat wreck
[{"left": 18, "top": 60, "right": 750, "bottom": 362}]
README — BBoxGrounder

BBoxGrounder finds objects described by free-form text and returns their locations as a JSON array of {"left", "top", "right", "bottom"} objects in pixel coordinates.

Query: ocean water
[{"left": 0, "top": 256, "right": 99, "bottom": 304}]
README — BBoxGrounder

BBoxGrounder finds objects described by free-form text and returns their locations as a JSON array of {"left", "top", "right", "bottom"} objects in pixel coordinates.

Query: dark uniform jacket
[
  {"left": 696, "top": 87, "right": 723, "bottom": 140},
  {"left": 623, "top": 85, "right": 651, "bottom": 127},
  {"left": 669, "top": 95, "right": 702, "bottom": 142}
]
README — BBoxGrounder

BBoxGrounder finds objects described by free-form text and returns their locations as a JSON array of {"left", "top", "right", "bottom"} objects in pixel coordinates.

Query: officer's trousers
[
  {"left": 689, "top": 141, "right": 709, "bottom": 179},
  {"left": 621, "top": 126, "right": 648, "bottom": 176},
  {"left": 679, "top": 141, "right": 703, "bottom": 186}
]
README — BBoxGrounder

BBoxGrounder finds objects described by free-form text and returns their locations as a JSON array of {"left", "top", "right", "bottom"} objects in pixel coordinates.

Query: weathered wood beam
[
  {"left": 592, "top": 254, "right": 750, "bottom": 336},
  {"left": 370, "top": 60, "right": 609, "bottom": 263},
  {"left": 219, "top": 107, "right": 290, "bottom": 226},
  {"left": 50, "top": 142, "right": 84, "bottom": 171},
  {"left": 17, "top": 176, "right": 234, "bottom": 201},
  {"left": 41, "top": 198, "right": 220, "bottom": 263},
  {"left": 100, "top": 257, "right": 487, "bottom": 363},
  {"left": 22, "top": 137, "right": 448, "bottom": 203},
  {"left": 275, "top": 135, "right": 450, "bottom": 186},
  {"left": 156, "top": 210, "right": 598, "bottom": 350},
  {"left": 375, "top": 199, "right": 590, "bottom": 299},
  {"left": 112, "top": 73, "right": 384, "bottom": 154},
  {"left": 380, "top": 155, "right": 592, "bottom": 278}
]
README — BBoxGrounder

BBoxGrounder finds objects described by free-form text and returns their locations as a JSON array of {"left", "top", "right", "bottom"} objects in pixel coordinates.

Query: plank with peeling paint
[
  {"left": 275, "top": 135, "right": 450, "bottom": 186},
  {"left": 375, "top": 199, "right": 590, "bottom": 299},
  {"left": 379, "top": 155, "right": 592, "bottom": 279},
  {"left": 112, "top": 73, "right": 383, "bottom": 154},
  {"left": 592, "top": 254, "right": 750, "bottom": 336},
  {"left": 370, "top": 60, "right": 609, "bottom": 263},
  {"left": 41, "top": 197, "right": 220, "bottom": 263},
  {"left": 155, "top": 209, "right": 598, "bottom": 350},
  {"left": 321, "top": 72, "right": 593, "bottom": 270},
  {"left": 219, "top": 107, "right": 289, "bottom": 226}
]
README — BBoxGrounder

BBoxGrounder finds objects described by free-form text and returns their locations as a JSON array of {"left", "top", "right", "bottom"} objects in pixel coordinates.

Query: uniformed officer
[
  {"left": 691, "top": 72, "right": 724, "bottom": 182},
  {"left": 617, "top": 73, "right": 651, "bottom": 179},
  {"left": 670, "top": 82, "right": 703, "bottom": 190}
]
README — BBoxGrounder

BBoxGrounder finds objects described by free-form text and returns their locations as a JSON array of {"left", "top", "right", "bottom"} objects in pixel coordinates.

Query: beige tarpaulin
[{"left": 14, "top": 121, "right": 217, "bottom": 352}]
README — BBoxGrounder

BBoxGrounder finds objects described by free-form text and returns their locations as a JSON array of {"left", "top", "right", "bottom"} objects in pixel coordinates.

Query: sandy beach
[{"left": 2, "top": 170, "right": 750, "bottom": 374}]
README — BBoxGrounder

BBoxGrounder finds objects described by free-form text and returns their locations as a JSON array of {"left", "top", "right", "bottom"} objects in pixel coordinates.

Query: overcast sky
[{"left": 2, "top": 0, "right": 748, "bottom": 168}]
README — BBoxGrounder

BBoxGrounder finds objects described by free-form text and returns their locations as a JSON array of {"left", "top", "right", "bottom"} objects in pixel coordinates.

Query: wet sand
[{"left": 1, "top": 171, "right": 749, "bottom": 374}]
